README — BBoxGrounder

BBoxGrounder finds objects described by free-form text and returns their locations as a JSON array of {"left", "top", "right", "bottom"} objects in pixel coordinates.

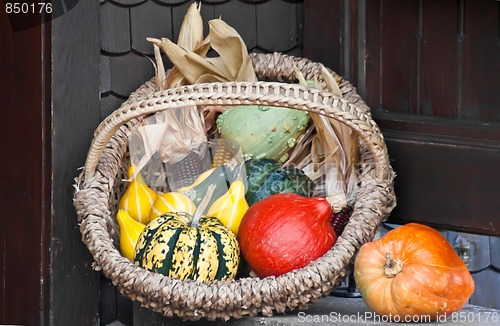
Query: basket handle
[{"left": 82, "top": 81, "right": 391, "bottom": 183}]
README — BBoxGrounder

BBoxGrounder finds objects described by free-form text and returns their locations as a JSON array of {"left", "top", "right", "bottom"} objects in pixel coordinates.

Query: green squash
[
  {"left": 216, "top": 105, "right": 310, "bottom": 163},
  {"left": 134, "top": 211, "right": 239, "bottom": 282},
  {"left": 245, "top": 158, "right": 314, "bottom": 206}
]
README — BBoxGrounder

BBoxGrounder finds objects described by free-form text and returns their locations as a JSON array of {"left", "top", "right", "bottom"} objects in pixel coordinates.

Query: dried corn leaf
[
  {"left": 147, "top": 3, "right": 212, "bottom": 89},
  {"left": 128, "top": 106, "right": 209, "bottom": 184},
  {"left": 204, "top": 57, "right": 234, "bottom": 81},
  {"left": 149, "top": 37, "right": 226, "bottom": 85},
  {"left": 158, "top": 106, "right": 208, "bottom": 164},
  {"left": 208, "top": 19, "right": 257, "bottom": 82},
  {"left": 148, "top": 3, "right": 257, "bottom": 87},
  {"left": 293, "top": 64, "right": 359, "bottom": 205},
  {"left": 165, "top": 37, "right": 211, "bottom": 88},
  {"left": 320, "top": 66, "right": 359, "bottom": 203},
  {"left": 177, "top": 2, "right": 204, "bottom": 51},
  {"left": 195, "top": 74, "right": 231, "bottom": 84},
  {"left": 321, "top": 65, "right": 342, "bottom": 97},
  {"left": 152, "top": 44, "right": 167, "bottom": 91}
]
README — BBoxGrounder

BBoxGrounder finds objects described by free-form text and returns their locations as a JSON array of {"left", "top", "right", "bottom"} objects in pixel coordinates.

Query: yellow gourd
[
  {"left": 207, "top": 179, "right": 249, "bottom": 235},
  {"left": 116, "top": 209, "right": 146, "bottom": 261},
  {"left": 118, "top": 166, "right": 157, "bottom": 224},
  {"left": 148, "top": 192, "right": 196, "bottom": 220}
]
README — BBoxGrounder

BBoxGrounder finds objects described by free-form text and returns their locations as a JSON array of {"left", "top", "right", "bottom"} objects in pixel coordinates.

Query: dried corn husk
[
  {"left": 147, "top": 5, "right": 257, "bottom": 86},
  {"left": 128, "top": 106, "right": 209, "bottom": 186},
  {"left": 148, "top": 2, "right": 211, "bottom": 90},
  {"left": 292, "top": 65, "right": 359, "bottom": 208},
  {"left": 207, "top": 19, "right": 257, "bottom": 82}
]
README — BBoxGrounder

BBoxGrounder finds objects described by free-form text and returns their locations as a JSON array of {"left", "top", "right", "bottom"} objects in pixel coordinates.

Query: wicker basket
[{"left": 73, "top": 52, "right": 396, "bottom": 321}]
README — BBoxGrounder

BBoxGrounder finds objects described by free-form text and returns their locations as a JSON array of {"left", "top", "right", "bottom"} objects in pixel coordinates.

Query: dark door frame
[{"left": 304, "top": 0, "right": 500, "bottom": 236}]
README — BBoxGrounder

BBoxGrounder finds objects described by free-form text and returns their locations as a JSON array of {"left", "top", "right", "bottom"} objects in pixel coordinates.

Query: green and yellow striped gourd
[{"left": 134, "top": 211, "right": 240, "bottom": 282}]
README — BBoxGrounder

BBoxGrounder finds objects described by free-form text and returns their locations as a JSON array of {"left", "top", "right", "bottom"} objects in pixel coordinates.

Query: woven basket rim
[{"left": 74, "top": 52, "right": 396, "bottom": 321}]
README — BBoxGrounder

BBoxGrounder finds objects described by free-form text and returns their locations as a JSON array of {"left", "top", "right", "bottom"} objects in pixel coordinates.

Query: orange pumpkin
[{"left": 354, "top": 223, "right": 474, "bottom": 320}]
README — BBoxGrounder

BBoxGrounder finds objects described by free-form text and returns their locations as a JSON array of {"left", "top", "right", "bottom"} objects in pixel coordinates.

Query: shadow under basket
[{"left": 73, "top": 52, "right": 396, "bottom": 321}]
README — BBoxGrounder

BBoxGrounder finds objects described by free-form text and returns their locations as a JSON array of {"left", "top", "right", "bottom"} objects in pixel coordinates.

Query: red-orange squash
[
  {"left": 238, "top": 193, "right": 336, "bottom": 278},
  {"left": 354, "top": 223, "right": 474, "bottom": 320}
]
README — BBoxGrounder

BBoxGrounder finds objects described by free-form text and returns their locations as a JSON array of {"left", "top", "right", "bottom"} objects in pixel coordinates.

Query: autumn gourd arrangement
[
  {"left": 114, "top": 2, "right": 475, "bottom": 320},
  {"left": 116, "top": 103, "right": 338, "bottom": 282}
]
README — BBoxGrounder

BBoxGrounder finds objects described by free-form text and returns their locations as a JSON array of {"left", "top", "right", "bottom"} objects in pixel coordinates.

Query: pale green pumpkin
[{"left": 216, "top": 105, "right": 310, "bottom": 163}]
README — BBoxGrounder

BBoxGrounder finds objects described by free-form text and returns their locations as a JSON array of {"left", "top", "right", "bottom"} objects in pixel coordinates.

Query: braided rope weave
[{"left": 73, "top": 52, "right": 396, "bottom": 321}]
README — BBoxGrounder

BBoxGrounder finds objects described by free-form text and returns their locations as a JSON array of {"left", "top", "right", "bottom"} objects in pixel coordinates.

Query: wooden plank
[
  {"left": 116, "top": 290, "right": 134, "bottom": 324},
  {"left": 461, "top": 0, "right": 500, "bottom": 122},
  {"left": 130, "top": 1, "right": 174, "bottom": 54},
  {"left": 51, "top": 0, "right": 102, "bottom": 324},
  {"left": 0, "top": 11, "right": 51, "bottom": 326},
  {"left": 101, "top": 1, "right": 131, "bottom": 54},
  {"left": 304, "top": 0, "right": 342, "bottom": 72},
  {"left": 348, "top": 0, "right": 359, "bottom": 86},
  {"left": 134, "top": 301, "right": 234, "bottom": 325},
  {"left": 379, "top": 0, "right": 419, "bottom": 114},
  {"left": 136, "top": 296, "right": 500, "bottom": 325},
  {"left": 363, "top": 0, "right": 382, "bottom": 108},
  {"left": 373, "top": 111, "right": 500, "bottom": 143},
  {"left": 383, "top": 131, "right": 500, "bottom": 236},
  {"left": 419, "top": 0, "right": 459, "bottom": 117},
  {"left": 256, "top": 1, "right": 300, "bottom": 52},
  {"left": 100, "top": 276, "right": 118, "bottom": 325}
]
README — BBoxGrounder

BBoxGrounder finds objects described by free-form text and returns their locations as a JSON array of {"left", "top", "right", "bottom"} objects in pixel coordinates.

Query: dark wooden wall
[
  {"left": 50, "top": 1, "right": 102, "bottom": 325},
  {"left": 304, "top": 0, "right": 500, "bottom": 310},
  {"left": 304, "top": 0, "right": 500, "bottom": 236}
]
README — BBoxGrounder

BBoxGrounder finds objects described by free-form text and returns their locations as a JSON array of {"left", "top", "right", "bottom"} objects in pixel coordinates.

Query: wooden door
[
  {"left": 304, "top": 0, "right": 500, "bottom": 236},
  {"left": 1, "top": 9, "right": 51, "bottom": 326}
]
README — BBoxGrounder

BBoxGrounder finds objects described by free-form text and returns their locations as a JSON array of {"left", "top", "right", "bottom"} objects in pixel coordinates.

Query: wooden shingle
[
  {"left": 101, "top": 93, "right": 127, "bottom": 120},
  {"left": 100, "top": 55, "right": 111, "bottom": 93},
  {"left": 199, "top": 0, "right": 229, "bottom": 3},
  {"left": 256, "top": 0, "right": 300, "bottom": 52},
  {"left": 101, "top": 1, "right": 131, "bottom": 53},
  {"left": 130, "top": 1, "right": 174, "bottom": 54},
  {"left": 108, "top": 52, "right": 154, "bottom": 96},
  {"left": 154, "top": 0, "right": 190, "bottom": 5},
  {"left": 470, "top": 268, "right": 500, "bottom": 309},
  {"left": 109, "top": 0, "right": 147, "bottom": 5},
  {"left": 490, "top": 236, "right": 500, "bottom": 270},
  {"left": 242, "top": 0, "right": 272, "bottom": 3}
]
